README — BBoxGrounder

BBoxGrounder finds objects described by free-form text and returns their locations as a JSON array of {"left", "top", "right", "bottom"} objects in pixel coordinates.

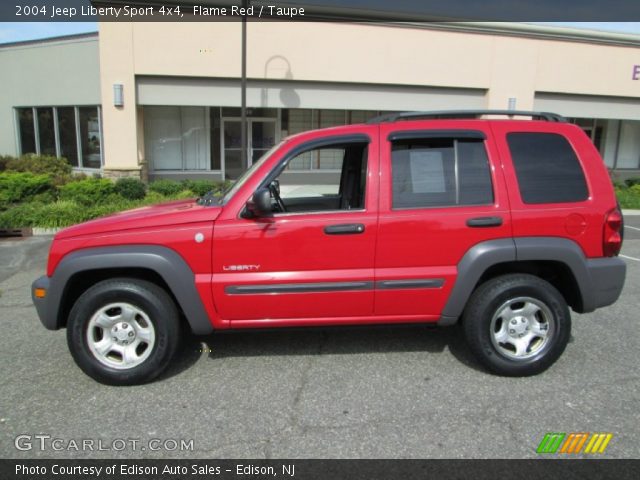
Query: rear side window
[
  {"left": 507, "top": 133, "right": 588, "bottom": 204},
  {"left": 391, "top": 137, "right": 493, "bottom": 209}
]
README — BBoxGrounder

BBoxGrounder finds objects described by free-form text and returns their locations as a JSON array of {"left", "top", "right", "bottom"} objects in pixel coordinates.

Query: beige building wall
[
  {"left": 0, "top": 35, "right": 100, "bottom": 156},
  {"left": 98, "top": 21, "right": 640, "bottom": 174}
]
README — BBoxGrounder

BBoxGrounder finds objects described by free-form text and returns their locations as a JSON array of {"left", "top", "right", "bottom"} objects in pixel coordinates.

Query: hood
[{"left": 55, "top": 199, "right": 223, "bottom": 239}]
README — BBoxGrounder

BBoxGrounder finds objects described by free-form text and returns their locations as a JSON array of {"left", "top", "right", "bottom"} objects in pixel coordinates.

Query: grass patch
[{"left": 616, "top": 186, "right": 640, "bottom": 210}]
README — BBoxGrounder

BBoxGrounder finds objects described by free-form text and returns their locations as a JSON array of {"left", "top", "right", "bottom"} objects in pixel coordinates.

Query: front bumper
[{"left": 31, "top": 276, "right": 57, "bottom": 330}]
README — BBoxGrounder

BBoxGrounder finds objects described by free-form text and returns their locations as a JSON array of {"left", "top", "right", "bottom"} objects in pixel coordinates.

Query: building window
[
  {"left": 57, "top": 107, "right": 79, "bottom": 167},
  {"left": 17, "top": 108, "right": 36, "bottom": 155},
  {"left": 144, "top": 106, "right": 210, "bottom": 171},
  {"left": 391, "top": 136, "right": 494, "bottom": 209},
  {"left": 281, "top": 109, "right": 383, "bottom": 171},
  {"left": 15, "top": 106, "right": 102, "bottom": 169},
  {"left": 37, "top": 108, "right": 56, "bottom": 156},
  {"left": 79, "top": 107, "right": 102, "bottom": 169},
  {"left": 616, "top": 120, "right": 640, "bottom": 169}
]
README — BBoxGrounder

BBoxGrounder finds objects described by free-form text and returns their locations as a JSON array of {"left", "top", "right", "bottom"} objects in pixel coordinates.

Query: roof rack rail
[{"left": 367, "top": 110, "right": 567, "bottom": 124}]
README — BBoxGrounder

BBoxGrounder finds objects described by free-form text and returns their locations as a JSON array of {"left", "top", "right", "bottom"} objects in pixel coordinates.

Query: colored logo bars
[{"left": 537, "top": 433, "right": 613, "bottom": 454}]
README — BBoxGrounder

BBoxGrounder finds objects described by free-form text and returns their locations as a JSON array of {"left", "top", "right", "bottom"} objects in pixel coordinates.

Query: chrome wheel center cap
[{"left": 112, "top": 322, "right": 136, "bottom": 345}]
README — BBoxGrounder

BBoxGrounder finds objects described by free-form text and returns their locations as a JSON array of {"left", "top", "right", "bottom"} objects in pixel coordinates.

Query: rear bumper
[
  {"left": 583, "top": 257, "right": 626, "bottom": 312},
  {"left": 31, "top": 276, "right": 58, "bottom": 330}
]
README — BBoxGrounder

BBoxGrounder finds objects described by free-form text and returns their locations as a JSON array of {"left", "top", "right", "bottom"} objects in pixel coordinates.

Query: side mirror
[{"left": 245, "top": 188, "right": 272, "bottom": 218}]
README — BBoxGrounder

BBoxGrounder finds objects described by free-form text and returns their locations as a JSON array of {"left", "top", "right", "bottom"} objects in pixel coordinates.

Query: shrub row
[
  {"left": 0, "top": 155, "right": 230, "bottom": 228},
  {"left": 1, "top": 171, "right": 229, "bottom": 208}
]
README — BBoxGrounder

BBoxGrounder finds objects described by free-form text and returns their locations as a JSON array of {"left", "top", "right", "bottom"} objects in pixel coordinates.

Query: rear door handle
[
  {"left": 466, "top": 216, "right": 503, "bottom": 228},
  {"left": 324, "top": 223, "right": 365, "bottom": 235}
]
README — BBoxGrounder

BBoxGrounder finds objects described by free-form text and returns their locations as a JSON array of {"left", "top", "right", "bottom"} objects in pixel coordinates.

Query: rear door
[
  {"left": 490, "top": 122, "right": 601, "bottom": 257},
  {"left": 375, "top": 121, "right": 512, "bottom": 318},
  {"left": 212, "top": 127, "right": 380, "bottom": 326}
]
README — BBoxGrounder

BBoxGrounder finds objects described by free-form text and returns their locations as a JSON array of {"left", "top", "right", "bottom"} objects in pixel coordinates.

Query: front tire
[
  {"left": 67, "top": 278, "right": 181, "bottom": 385},
  {"left": 462, "top": 274, "right": 571, "bottom": 376}
]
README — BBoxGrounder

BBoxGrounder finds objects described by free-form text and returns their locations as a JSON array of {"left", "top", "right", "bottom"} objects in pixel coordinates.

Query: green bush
[
  {"left": 616, "top": 187, "right": 640, "bottom": 210},
  {"left": 0, "top": 155, "right": 14, "bottom": 171},
  {"left": 59, "top": 178, "right": 115, "bottom": 206},
  {"left": 6, "top": 154, "right": 72, "bottom": 178},
  {"left": 175, "top": 189, "right": 196, "bottom": 199},
  {"left": 0, "top": 172, "right": 53, "bottom": 205},
  {"left": 149, "top": 179, "right": 184, "bottom": 197},
  {"left": 144, "top": 191, "right": 167, "bottom": 203},
  {"left": 114, "top": 177, "right": 146, "bottom": 200},
  {"left": 624, "top": 177, "right": 640, "bottom": 188},
  {"left": 0, "top": 201, "right": 79, "bottom": 228},
  {"left": 180, "top": 179, "right": 217, "bottom": 197}
]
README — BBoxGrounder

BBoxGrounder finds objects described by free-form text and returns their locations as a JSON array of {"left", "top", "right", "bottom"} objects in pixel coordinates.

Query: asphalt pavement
[{"left": 0, "top": 219, "right": 639, "bottom": 459}]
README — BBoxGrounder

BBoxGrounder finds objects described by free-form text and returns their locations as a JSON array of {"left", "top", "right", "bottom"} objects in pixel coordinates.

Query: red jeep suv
[{"left": 32, "top": 110, "right": 626, "bottom": 385}]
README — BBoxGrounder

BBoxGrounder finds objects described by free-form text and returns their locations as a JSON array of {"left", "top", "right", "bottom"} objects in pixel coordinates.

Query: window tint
[
  {"left": 391, "top": 137, "right": 493, "bottom": 209},
  {"left": 17, "top": 108, "right": 36, "bottom": 155},
  {"left": 507, "top": 133, "right": 588, "bottom": 204},
  {"left": 57, "top": 107, "right": 78, "bottom": 166},
  {"left": 37, "top": 108, "right": 56, "bottom": 156},
  {"left": 79, "top": 107, "right": 102, "bottom": 169}
]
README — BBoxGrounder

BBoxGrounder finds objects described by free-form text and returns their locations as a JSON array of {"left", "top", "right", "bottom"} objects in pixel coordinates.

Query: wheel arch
[
  {"left": 439, "top": 237, "right": 592, "bottom": 326},
  {"left": 44, "top": 246, "right": 213, "bottom": 335}
]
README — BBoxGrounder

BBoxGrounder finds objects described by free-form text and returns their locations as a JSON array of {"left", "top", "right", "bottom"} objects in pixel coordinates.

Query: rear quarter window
[{"left": 507, "top": 132, "right": 589, "bottom": 204}]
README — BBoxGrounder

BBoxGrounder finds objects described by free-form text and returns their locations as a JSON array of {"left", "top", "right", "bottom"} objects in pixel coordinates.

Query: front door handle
[
  {"left": 466, "top": 216, "right": 503, "bottom": 228},
  {"left": 324, "top": 223, "right": 365, "bottom": 235}
]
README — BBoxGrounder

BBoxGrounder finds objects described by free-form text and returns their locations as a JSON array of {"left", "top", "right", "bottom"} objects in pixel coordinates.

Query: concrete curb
[
  {"left": 622, "top": 209, "right": 640, "bottom": 216},
  {"left": 32, "top": 228, "right": 63, "bottom": 236}
]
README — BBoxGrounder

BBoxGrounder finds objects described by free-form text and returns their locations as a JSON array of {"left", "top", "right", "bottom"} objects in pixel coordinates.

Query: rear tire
[
  {"left": 462, "top": 274, "right": 571, "bottom": 376},
  {"left": 67, "top": 278, "right": 181, "bottom": 385}
]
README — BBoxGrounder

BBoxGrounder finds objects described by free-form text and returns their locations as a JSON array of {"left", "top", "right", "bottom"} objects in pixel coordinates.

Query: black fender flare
[{"left": 37, "top": 245, "right": 213, "bottom": 335}]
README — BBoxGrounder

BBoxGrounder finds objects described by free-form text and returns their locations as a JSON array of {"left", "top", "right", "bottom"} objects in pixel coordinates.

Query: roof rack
[{"left": 367, "top": 110, "right": 567, "bottom": 124}]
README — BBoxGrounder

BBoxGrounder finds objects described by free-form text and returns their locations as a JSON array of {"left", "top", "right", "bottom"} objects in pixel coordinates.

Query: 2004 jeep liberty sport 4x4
[{"left": 32, "top": 110, "right": 626, "bottom": 385}]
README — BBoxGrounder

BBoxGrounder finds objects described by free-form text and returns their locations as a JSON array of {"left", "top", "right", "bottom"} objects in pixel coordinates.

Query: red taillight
[{"left": 603, "top": 208, "right": 623, "bottom": 257}]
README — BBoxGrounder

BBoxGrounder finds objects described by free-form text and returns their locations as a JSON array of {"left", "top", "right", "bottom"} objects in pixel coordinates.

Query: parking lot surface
[{"left": 1, "top": 218, "right": 639, "bottom": 459}]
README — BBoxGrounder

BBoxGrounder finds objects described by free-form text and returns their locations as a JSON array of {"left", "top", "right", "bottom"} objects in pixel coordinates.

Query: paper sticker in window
[{"left": 409, "top": 150, "right": 445, "bottom": 193}]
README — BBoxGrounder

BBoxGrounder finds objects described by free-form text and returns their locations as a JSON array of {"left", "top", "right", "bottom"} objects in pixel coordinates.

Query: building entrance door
[{"left": 222, "top": 118, "right": 277, "bottom": 179}]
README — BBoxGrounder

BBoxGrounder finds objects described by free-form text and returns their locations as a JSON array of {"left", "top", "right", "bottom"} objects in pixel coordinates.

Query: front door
[
  {"left": 222, "top": 118, "right": 277, "bottom": 179},
  {"left": 212, "top": 127, "right": 379, "bottom": 326}
]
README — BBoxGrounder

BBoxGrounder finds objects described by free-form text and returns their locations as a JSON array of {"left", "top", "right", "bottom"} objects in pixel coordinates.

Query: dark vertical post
[{"left": 240, "top": 0, "right": 248, "bottom": 169}]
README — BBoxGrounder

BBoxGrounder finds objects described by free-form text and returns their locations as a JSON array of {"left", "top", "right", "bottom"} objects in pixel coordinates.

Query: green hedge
[
  {"left": 0, "top": 158, "right": 231, "bottom": 228},
  {"left": 149, "top": 179, "right": 185, "bottom": 197},
  {"left": 59, "top": 178, "right": 116, "bottom": 206},
  {"left": 0, "top": 172, "right": 53, "bottom": 206},
  {"left": 5, "top": 154, "right": 72, "bottom": 182},
  {"left": 115, "top": 177, "right": 146, "bottom": 200},
  {"left": 625, "top": 177, "right": 640, "bottom": 188}
]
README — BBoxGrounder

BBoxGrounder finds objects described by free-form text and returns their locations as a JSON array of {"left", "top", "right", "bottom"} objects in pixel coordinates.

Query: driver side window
[{"left": 271, "top": 141, "right": 369, "bottom": 214}]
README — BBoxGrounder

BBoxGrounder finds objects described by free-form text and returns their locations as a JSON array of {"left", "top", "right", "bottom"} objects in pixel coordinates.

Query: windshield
[{"left": 219, "top": 141, "right": 284, "bottom": 205}]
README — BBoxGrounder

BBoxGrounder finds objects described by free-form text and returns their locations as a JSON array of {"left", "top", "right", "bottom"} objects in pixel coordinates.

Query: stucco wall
[
  {"left": 0, "top": 35, "right": 100, "bottom": 156},
  {"left": 98, "top": 21, "right": 640, "bottom": 171}
]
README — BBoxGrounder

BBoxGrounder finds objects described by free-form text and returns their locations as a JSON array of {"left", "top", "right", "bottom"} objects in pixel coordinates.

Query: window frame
[
  {"left": 14, "top": 105, "right": 103, "bottom": 171},
  {"left": 249, "top": 133, "right": 371, "bottom": 218},
  {"left": 388, "top": 131, "right": 495, "bottom": 211}
]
